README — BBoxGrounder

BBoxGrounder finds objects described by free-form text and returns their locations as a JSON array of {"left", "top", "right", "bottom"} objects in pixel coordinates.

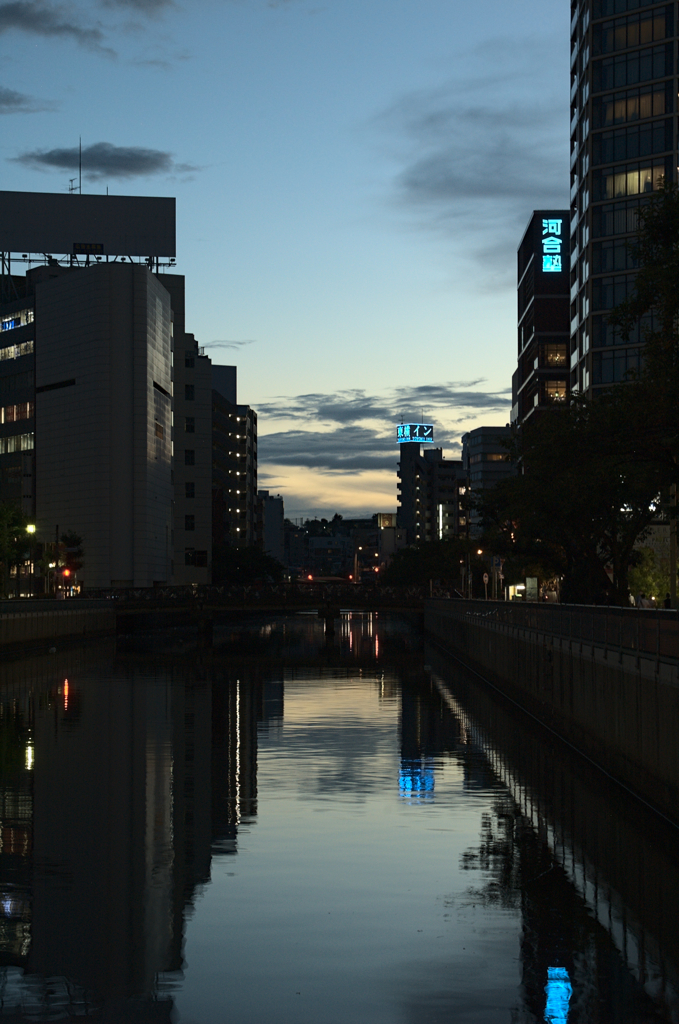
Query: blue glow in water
[
  {"left": 399, "top": 759, "right": 435, "bottom": 801},
  {"left": 545, "top": 967, "right": 572, "bottom": 1023}
]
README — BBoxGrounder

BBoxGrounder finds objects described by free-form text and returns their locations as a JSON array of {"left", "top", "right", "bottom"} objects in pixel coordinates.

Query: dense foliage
[{"left": 212, "top": 544, "right": 286, "bottom": 585}]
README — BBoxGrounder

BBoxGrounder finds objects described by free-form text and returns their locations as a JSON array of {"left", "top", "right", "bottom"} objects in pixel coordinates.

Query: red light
[
  {"left": 307, "top": 574, "right": 313, "bottom": 580},
  {"left": 62, "top": 569, "right": 71, "bottom": 577}
]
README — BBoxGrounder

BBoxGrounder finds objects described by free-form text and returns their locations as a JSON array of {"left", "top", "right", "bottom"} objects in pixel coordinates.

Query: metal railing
[{"left": 428, "top": 598, "right": 679, "bottom": 662}]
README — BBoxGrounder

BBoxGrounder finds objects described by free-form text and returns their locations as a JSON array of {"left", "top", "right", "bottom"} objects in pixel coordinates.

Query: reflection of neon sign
[
  {"left": 399, "top": 758, "right": 435, "bottom": 801},
  {"left": 545, "top": 967, "right": 572, "bottom": 1023},
  {"left": 542, "top": 218, "right": 563, "bottom": 273},
  {"left": 397, "top": 423, "right": 434, "bottom": 444}
]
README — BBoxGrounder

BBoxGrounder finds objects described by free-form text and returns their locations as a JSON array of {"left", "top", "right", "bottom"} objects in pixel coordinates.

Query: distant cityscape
[{"left": 0, "top": 0, "right": 675, "bottom": 595}]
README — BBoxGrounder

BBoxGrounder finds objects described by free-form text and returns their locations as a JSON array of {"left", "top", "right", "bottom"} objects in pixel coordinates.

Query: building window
[
  {"left": 0, "top": 339, "right": 34, "bottom": 362},
  {"left": 592, "top": 43, "right": 671, "bottom": 93},
  {"left": 0, "top": 402, "right": 34, "bottom": 424},
  {"left": 592, "top": 81, "right": 670, "bottom": 129},
  {"left": 154, "top": 421, "right": 164, "bottom": 438},
  {"left": 185, "top": 450, "right": 195, "bottom": 466},
  {"left": 593, "top": 157, "right": 668, "bottom": 201},
  {"left": 185, "top": 354, "right": 195, "bottom": 368},
  {"left": 185, "top": 384, "right": 194, "bottom": 401},
  {"left": 185, "top": 416, "right": 195, "bottom": 433},
  {"left": 185, "top": 482, "right": 195, "bottom": 499},
  {"left": 0, "top": 432, "right": 34, "bottom": 455},
  {"left": 185, "top": 515, "right": 195, "bottom": 531},
  {"left": 543, "top": 344, "right": 567, "bottom": 367},
  {"left": 544, "top": 381, "right": 568, "bottom": 403}
]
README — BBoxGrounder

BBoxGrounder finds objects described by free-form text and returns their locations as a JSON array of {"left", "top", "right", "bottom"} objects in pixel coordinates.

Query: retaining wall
[
  {"left": 0, "top": 602, "right": 115, "bottom": 652},
  {"left": 425, "top": 599, "right": 679, "bottom": 825}
]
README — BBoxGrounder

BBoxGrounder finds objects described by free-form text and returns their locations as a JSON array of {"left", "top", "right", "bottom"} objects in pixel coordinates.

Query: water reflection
[{"left": 0, "top": 615, "right": 674, "bottom": 1022}]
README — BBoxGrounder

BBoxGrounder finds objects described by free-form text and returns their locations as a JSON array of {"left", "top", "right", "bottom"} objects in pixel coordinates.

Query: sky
[{"left": 1, "top": 0, "right": 570, "bottom": 519}]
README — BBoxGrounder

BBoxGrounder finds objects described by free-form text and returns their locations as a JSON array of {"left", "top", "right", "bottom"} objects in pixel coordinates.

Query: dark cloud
[
  {"left": 101, "top": 0, "right": 173, "bottom": 11},
  {"left": 0, "top": 1, "right": 112, "bottom": 52},
  {"left": 259, "top": 426, "right": 398, "bottom": 474},
  {"left": 258, "top": 383, "right": 511, "bottom": 426},
  {"left": 375, "top": 34, "right": 569, "bottom": 286},
  {"left": 0, "top": 85, "right": 54, "bottom": 114},
  {"left": 12, "top": 141, "right": 199, "bottom": 179},
  {"left": 257, "top": 383, "right": 511, "bottom": 473},
  {"left": 203, "top": 340, "right": 257, "bottom": 350}
]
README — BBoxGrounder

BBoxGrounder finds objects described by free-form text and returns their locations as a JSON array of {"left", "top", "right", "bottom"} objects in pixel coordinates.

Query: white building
[{"left": 35, "top": 263, "right": 173, "bottom": 588}]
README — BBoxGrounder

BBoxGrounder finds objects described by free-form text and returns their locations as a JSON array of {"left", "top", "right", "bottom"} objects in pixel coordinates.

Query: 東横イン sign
[{"left": 542, "top": 218, "right": 563, "bottom": 273}]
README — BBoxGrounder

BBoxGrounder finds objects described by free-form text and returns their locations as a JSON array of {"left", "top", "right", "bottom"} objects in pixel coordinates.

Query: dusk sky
[{"left": 1, "top": 0, "right": 570, "bottom": 518}]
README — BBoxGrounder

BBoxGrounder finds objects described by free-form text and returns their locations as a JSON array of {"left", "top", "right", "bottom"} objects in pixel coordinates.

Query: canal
[{"left": 0, "top": 611, "right": 677, "bottom": 1022}]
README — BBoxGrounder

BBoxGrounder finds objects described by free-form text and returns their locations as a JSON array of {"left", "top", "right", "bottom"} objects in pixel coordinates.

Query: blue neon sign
[
  {"left": 397, "top": 423, "right": 434, "bottom": 444},
  {"left": 542, "top": 218, "right": 564, "bottom": 273}
]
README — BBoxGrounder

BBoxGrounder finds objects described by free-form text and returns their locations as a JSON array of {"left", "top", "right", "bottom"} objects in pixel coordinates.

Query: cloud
[
  {"left": 203, "top": 340, "right": 257, "bottom": 350},
  {"left": 0, "top": 85, "right": 54, "bottom": 114},
  {"left": 260, "top": 426, "right": 398, "bottom": 474},
  {"left": 257, "top": 382, "right": 511, "bottom": 473},
  {"left": 375, "top": 33, "right": 569, "bottom": 286},
  {"left": 258, "top": 382, "right": 511, "bottom": 426},
  {"left": 101, "top": 0, "right": 174, "bottom": 11},
  {"left": 0, "top": 1, "right": 113, "bottom": 52},
  {"left": 12, "top": 141, "right": 199, "bottom": 179}
]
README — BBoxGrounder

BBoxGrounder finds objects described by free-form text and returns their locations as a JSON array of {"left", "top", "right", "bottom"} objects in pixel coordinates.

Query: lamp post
[{"left": 26, "top": 525, "right": 35, "bottom": 598}]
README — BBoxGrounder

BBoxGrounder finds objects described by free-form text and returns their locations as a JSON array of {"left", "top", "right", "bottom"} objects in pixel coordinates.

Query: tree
[
  {"left": 381, "top": 538, "right": 469, "bottom": 588},
  {"left": 477, "top": 393, "right": 668, "bottom": 604},
  {"left": 0, "top": 503, "right": 29, "bottom": 598},
  {"left": 212, "top": 544, "right": 285, "bottom": 585}
]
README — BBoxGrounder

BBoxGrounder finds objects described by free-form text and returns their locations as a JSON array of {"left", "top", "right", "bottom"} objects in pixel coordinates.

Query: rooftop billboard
[{"left": 0, "top": 192, "right": 175, "bottom": 257}]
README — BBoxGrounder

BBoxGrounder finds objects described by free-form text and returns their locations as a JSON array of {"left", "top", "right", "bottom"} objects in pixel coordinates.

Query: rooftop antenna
[
  {"left": 68, "top": 178, "right": 78, "bottom": 194},
  {"left": 79, "top": 136, "right": 82, "bottom": 194}
]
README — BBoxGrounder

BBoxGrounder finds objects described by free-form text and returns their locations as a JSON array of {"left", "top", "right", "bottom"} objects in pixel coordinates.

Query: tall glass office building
[{"left": 569, "top": 0, "right": 676, "bottom": 395}]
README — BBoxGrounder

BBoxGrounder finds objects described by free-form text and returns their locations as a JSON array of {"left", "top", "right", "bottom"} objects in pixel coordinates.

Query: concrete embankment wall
[
  {"left": 425, "top": 599, "right": 679, "bottom": 825},
  {"left": 0, "top": 601, "right": 116, "bottom": 652}
]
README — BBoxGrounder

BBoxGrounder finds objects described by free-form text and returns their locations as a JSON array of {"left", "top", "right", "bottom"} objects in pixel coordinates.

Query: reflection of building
[
  {"left": 512, "top": 210, "right": 570, "bottom": 427},
  {"left": 569, "top": 4, "right": 677, "bottom": 396},
  {"left": 0, "top": 655, "right": 217, "bottom": 1019}
]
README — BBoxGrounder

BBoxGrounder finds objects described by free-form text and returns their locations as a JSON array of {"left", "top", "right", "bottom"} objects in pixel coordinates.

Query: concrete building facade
[
  {"left": 461, "top": 425, "right": 514, "bottom": 536},
  {"left": 35, "top": 262, "right": 173, "bottom": 588},
  {"left": 513, "top": 210, "right": 571, "bottom": 426},
  {"left": 397, "top": 444, "right": 467, "bottom": 545}
]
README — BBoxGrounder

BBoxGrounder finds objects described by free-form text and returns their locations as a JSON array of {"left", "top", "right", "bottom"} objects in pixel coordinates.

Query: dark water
[{"left": 0, "top": 611, "right": 677, "bottom": 1022}]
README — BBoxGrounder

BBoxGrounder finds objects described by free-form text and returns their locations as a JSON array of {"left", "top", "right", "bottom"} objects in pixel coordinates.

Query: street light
[{"left": 26, "top": 525, "right": 36, "bottom": 597}]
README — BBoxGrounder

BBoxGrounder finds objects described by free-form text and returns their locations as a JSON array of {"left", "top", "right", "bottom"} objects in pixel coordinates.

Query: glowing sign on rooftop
[
  {"left": 542, "top": 218, "right": 563, "bottom": 273},
  {"left": 397, "top": 423, "right": 434, "bottom": 444}
]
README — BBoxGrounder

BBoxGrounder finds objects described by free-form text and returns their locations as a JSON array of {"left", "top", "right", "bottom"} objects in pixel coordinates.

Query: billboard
[
  {"left": 0, "top": 192, "right": 175, "bottom": 257},
  {"left": 397, "top": 423, "right": 433, "bottom": 444}
]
